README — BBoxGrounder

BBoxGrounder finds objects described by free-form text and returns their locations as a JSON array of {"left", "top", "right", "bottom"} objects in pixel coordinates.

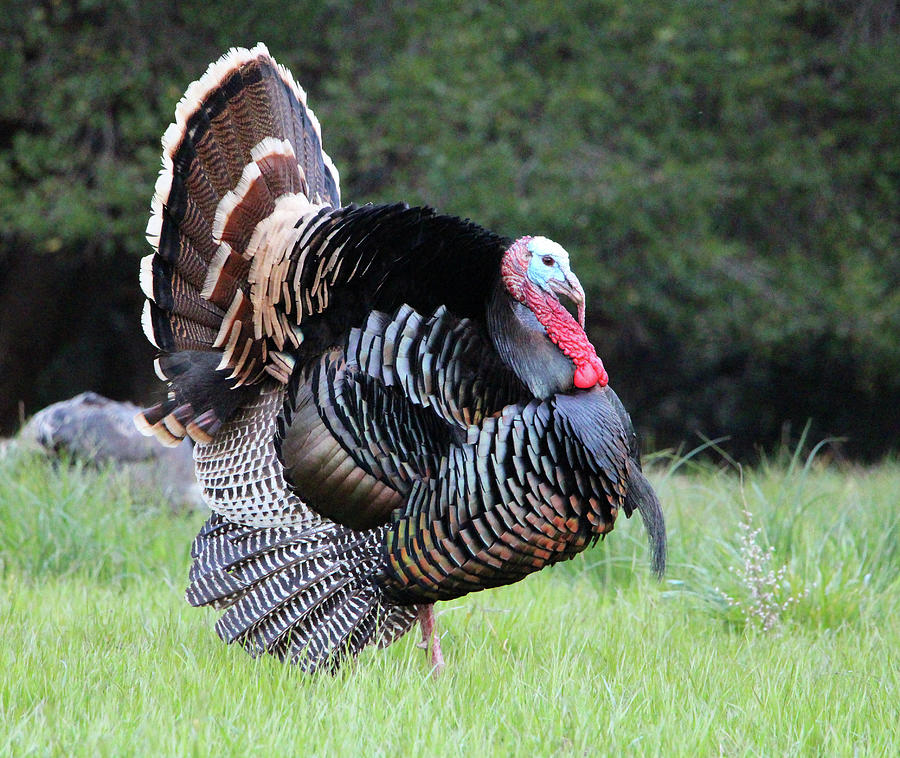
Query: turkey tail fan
[
  {"left": 185, "top": 381, "right": 417, "bottom": 670},
  {"left": 624, "top": 467, "right": 667, "bottom": 578},
  {"left": 137, "top": 44, "right": 340, "bottom": 445},
  {"left": 187, "top": 514, "right": 418, "bottom": 672}
]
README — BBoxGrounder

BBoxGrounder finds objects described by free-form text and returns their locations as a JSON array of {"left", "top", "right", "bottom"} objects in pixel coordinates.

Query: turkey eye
[{"left": 541, "top": 256, "right": 554, "bottom": 267}]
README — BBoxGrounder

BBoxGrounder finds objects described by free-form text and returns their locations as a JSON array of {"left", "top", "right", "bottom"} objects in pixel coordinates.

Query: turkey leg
[{"left": 416, "top": 604, "right": 445, "bottom": 675}]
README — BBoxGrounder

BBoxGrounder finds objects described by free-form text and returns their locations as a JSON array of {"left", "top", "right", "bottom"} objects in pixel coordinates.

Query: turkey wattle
[{"left": 136, "top": 44, "right": 666, "bottom": 673}]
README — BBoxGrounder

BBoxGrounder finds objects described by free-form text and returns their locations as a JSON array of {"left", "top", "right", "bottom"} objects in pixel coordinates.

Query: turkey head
[{"left": 489, "top": 235, "right": 608, "bottom": 399}]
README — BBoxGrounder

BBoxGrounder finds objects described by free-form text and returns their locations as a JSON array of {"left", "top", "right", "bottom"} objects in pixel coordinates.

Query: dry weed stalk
[{"left": 717, "top": 507, "right": 807, "bottom": 632}]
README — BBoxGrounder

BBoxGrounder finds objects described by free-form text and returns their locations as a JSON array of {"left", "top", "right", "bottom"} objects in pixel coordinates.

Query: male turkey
[{"left": 136, "top": 44, "right": 665, "bottom": 673}]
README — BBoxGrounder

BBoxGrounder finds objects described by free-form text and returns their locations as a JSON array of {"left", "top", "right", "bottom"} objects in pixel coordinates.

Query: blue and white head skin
[{"left": 523, "top": 236, "right": 586, "bottom": 327}]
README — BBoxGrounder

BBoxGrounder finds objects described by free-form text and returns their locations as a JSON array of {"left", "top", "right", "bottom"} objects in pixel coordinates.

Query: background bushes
[{"left": 1, "top": 0, "right": 897, "bottom": 458}]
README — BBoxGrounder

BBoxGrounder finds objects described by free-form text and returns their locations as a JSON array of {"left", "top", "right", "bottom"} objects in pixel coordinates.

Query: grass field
[{"left": 1, "top": 447, "right": 898, "bottom": 756}]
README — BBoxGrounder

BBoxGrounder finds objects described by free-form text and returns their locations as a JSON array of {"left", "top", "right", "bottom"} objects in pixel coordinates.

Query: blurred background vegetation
[{"left": 0, "top": 0, "right": 897, "bottom": 459}]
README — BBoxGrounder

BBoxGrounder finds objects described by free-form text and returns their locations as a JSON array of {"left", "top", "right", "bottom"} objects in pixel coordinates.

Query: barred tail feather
[
  {"left": 138, "top": 44, "right": 341, "bottom": 444},
  {"left": 134, "top": 352, "right": 256, "bottom": 445},
  {"left": 187, "top": 513, "right": 417, "bottom": 672}
]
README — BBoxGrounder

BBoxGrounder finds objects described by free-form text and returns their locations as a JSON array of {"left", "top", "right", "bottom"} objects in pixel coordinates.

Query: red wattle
[
  {"left": 520, "top": 279, "right": 612, "bottom": 391},
  {"left": 573, "top": 364, "right": 598, "bottom": 389},
  {"left": 573, "top": 358, "right": 609, "bottom": 389}
]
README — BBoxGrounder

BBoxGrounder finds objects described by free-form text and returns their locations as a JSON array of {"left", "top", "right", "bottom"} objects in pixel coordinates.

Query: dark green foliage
[{"left": 1, "top": 0, "right": 898, "bottom": 457}]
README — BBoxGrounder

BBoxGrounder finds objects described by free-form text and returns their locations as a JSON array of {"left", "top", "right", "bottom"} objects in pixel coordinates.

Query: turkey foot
[{"left": 416, "top": 604, "right": 445, "bottom": 675}]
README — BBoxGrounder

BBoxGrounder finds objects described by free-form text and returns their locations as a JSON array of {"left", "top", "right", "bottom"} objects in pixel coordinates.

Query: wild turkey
[{"left": 136, "top": 44, "right": 665, "bottom": 673}]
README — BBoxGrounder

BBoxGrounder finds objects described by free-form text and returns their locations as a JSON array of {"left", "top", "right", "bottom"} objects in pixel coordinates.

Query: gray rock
[{"left": 15, "top": 392, "right": 203, "bottom": 509}]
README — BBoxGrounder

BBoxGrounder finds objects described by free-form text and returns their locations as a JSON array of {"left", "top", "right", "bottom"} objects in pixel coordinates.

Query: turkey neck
[{"left": 487, "top": 280, "right": 576, "bottom": 399}]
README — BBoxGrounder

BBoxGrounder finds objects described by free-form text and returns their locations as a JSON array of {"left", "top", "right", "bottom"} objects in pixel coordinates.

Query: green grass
[{"left": 1, "top": 450, "right": 898, "bottom": 756}]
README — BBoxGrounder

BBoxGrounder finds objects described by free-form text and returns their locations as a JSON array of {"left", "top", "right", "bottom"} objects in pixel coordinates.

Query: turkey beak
[{"left": 550, "top": 272, "right": 586, "bottom": 328}]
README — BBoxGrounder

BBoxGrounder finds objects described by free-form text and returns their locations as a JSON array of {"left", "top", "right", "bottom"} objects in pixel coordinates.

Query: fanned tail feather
[
  {"left": 137, "top": 43, "right": 341, "bottom": 444},
  {"left": 135, "top": 352, "right": 257, "bottom": 444}
]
